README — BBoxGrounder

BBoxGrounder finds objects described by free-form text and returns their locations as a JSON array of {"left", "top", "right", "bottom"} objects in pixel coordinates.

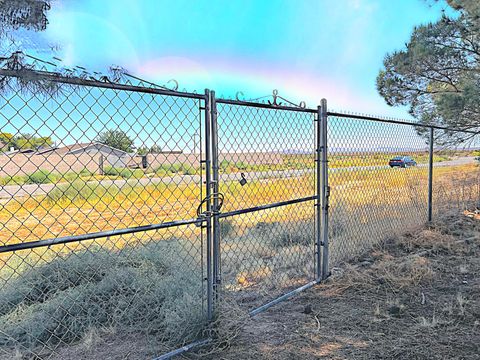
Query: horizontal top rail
[
  {"left": 216, "top": 97, "right": 318, "bottom": 113},
  {"left": 0, "top": 69, "right": 207, "bottom": 100},
  {"left": 327, "top": 111, "right": 480, "bottom": 135}
]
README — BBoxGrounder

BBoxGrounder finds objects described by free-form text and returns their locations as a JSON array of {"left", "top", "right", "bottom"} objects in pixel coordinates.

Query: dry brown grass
[{"left": 195, "top": 211, "right": 480, "bottom": 359}]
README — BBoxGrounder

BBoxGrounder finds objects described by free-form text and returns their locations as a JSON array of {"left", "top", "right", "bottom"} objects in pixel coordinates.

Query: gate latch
[{"left": 195, "top": 193, "right": 225, "bottom": 227}]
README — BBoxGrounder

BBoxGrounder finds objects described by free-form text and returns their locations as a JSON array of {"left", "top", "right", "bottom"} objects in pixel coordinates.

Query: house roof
[
  {"left": 5, "top": 142, "right": 131, "bottom": 156},
  {"left": 65, "top": 142, "right": 129, "bottom": 156}
]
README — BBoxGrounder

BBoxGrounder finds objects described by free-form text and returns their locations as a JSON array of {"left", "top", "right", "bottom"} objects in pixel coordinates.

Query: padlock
[{"left": 239, "top": 172, "right": 247, "bottom": 186}]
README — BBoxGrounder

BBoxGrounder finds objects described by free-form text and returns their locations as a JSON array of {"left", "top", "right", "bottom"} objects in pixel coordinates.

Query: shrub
[
  {"left": 0, "top": 241, "right": 205, "bottom": 354},
  {"left": 0, "top": 175, "right": 28, "bottom": 186},
  {"left": 220, "top": 219, "right": 235, "bottom": 238},
  {"left": 155, "top": 164, "right": 173, "bottom": 176},
  {"left": 220, "top": 160, "right": 234, "bottom": 172},
  {"left": 181, "top": 164, "right": 197, "bottom": 175},
  {"left": 234, "top": 161, "right": 249, "bottom": 170},
  {"left": 155, "top": 163, "right": 198, "bottom": 176},
  {"left": 27, "top": 169, "right": 59, "bottom": 184},
  {"left": 104, "top": 166, "right": 143, "bottom": 179}
]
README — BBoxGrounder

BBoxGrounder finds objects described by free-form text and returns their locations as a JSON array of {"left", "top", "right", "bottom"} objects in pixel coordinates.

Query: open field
[
  {"left": 1, "top": 160, "right": 477, "bottom": 246},
  {"left": 196, "top": 210, "right": 480, "bottom": 360},
  {"left": 0, "top": 161, "right": 477, "bottom": 273},
  {"left": 0, "top": 154, "right": 478, "bottom": 358}
]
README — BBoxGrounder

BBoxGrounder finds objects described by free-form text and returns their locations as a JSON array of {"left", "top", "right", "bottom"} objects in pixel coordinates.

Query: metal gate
[{"left": 202, "top": 92, "right": 329, "bottom": 315}]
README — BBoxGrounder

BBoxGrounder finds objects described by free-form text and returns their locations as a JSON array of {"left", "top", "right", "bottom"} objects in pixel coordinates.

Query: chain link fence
[
  {"left": 326, "top": 113, "right": 479, "bottom": 268},
  {"left": 0, "top": 59, "right": 211, "bottom": 359},
  {"left": 0, "top": 56, "right": 479, "bottom": 359}
]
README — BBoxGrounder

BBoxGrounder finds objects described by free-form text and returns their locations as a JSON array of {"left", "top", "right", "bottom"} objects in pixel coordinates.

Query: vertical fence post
[
  {"left": 315, "top": 107, "right": 322, "bottom": 281},
  {"left": 204, "top": 89, "right": 214, "bottom": 321},
  {"left": 99, "top": 154, "right": 104, "bottom": 175},
  {"left": 210, "top": 91, "right": 221, "bottom": 299},
  {"left": 320, "top": 99, "right": 330, "bottom": 279},
  {"left": 428, "top": 127, "right": 434, "bottom": 222}
]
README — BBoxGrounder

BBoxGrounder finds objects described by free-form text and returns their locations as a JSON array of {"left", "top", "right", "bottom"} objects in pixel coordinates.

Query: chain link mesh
[
  {"left": 215, "top": 102, "right": 316, "bottom": 307},
  {"left": 431, "top": 133, "right": 480, "bottom": 216},
  {"left": 327, "top": 114, "right": 480, "bottom": 267},
  {"left": 0, "top": 69, "right": 208, "bottom": 358}
]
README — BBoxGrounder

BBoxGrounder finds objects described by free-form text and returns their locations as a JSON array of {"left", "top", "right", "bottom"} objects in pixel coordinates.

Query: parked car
[{"left": 389, "top": 156, "right": 417, "bottom": 168}]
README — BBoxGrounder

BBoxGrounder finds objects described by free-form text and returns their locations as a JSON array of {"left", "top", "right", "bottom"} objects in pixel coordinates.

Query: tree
[
  {"left": 136, "top": 146, "right": 148, "bottom": 156},
  {"left": 0, "top": 132, "right": 14, "bottom": 150},
  {"left": 96, "top": 129, "right": 134, "bottom": 153},
  {"left": 0, "top": 1, "right": 50, "bottom": 34},
  {"left": 0, "top": 132, "right": 53, "bottom": 151},
  {"left": 13, "top": 133, "right": 52, "bottom": 149},
  {"left": 149, "top": 144, "right": 163, "bottom": 153},
  {"left": 376, "top": 0, "right": 480, "bottom": 142},
  {"left": 136, "top": 144, "right": 163, "bottom": 155},
  {"left": 0, "top": 0, "right": 51, "bottom": 52}
]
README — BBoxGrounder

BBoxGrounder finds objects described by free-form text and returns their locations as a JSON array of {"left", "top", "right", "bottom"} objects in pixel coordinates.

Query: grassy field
[
  {"left": 0, "top": 156, "right": 478, "bottom": 358},
  {"left": 0, "top": 162, "right": 477, "bottom": 268}
]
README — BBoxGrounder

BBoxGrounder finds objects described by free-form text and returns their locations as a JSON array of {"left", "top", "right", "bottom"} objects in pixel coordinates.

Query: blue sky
[{"left": 35, "top": 0, "right": 449, "bottom": 118}]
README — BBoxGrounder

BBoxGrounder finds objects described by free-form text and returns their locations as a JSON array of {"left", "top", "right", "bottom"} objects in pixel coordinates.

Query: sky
[{"left": 31, "top": 0, "right": 452, "bottom": 119}]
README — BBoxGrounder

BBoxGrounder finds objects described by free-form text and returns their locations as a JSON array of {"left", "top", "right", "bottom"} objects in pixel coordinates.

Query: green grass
[
  {"left": 27, "top": 169, "right": 60, "bottom": 184},
  {"left": 154, "top": 163, "right": 199, "bottom": 176},
  {"left": 0, "top": 174, "right": 27, "bottom": 186},
  {"left": 103, "top": 166, "right": 144, "bottom": 179},
  {"left": 0, "top": 168, "right": 96, "bottom": 186}
]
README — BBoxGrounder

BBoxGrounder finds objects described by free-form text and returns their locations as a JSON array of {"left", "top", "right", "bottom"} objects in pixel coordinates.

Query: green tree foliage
[
  {"left": 14, "top": 133, "right": 53, "bottom": 150},
  {"left": 0, "top": 132, "right": 13, "bottom": 150},
  {"left": 0, "top": 132, "right": 52, "bottom": 151},
  {"left": 136, "top": 144, "right": 163, "bottom": 155},
  {"left": 136, "top": 146, "right": 149, "bottom": 156},
  {"left": 149, "top": 144, "right": 163, "bottom": 153},
  {"left": 96, "top": 129, "right": 135, "bottom": 153},
  {"left": 0, "top": 0, "right": 51, "bottom": 53},
  {"left": 0, "top": 0, "right": 51, "bottom": 37},
  {"left": 377, "top": 0, "right": 480, "bottom": 141}
]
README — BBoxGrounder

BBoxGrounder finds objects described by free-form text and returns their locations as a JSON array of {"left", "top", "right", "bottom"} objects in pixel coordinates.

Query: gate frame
[
  {"left": 318, "top": 98, "right": 330, "bottom": 280},
  {"left": 209, "top": 93, "right": 328, "bottom": 318}
]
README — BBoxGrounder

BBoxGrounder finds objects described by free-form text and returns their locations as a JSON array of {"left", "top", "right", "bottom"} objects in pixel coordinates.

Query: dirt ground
[{"left": 196, "top": 210, "right": 480, "bottom": 360}]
